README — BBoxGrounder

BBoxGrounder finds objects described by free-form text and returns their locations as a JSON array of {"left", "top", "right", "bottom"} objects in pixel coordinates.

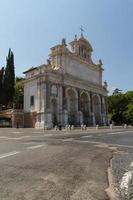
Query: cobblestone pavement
[{"left": 112, "top": 149, "right": 133, "bottom": 200}]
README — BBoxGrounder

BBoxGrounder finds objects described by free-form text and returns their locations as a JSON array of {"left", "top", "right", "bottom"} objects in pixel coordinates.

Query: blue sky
[{"left": 0, "top": 0, "right": 132, "bottom": 93}]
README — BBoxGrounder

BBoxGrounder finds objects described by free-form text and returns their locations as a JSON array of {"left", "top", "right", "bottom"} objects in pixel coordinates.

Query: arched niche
[
  {"left": 51, "top": 98, "right": 58, "bottom": 126},
  {"left": 80, "top": 92, "right": 90, "bottom": 112},
  {"left": 92, "top": 94, "right": 101, "bottom": 124},
  {"left": 92, "top": 94, "right": 101, "bottom": 114},
  {"left": 66, "top": 88, "right": 78, "bottom": 125},
  {"left": 80, "top": 92, "right": 90, "bottom": 125}
]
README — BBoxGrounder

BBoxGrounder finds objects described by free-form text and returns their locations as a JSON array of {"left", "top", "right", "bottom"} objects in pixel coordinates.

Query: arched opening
[
  {"left": 80, "top": 92, "right": 90, "bottom": 125},
  {"left": 51, "top": 98, "right": 58, "bottom": 126},
  {"left": 66, "top": 89, "right": 77, "bottom": 125},
  {"left": 93, "top": 95, "right": 101, "bottom": 125}
]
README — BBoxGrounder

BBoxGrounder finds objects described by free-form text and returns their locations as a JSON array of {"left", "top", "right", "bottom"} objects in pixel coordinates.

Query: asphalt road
[{"left": 0, "top": 127, "right": 133, "bottom": 200}]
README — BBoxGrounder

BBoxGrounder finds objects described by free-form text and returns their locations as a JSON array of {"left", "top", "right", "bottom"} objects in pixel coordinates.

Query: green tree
[
  {"left": 123, "top": 91, "right": 133, "bottom": 124},
  {"left": 108, "top": 91, "right": 133, "bottom": 125},
  {"left": 3, "top": 48, "right": 15, "bottom": 106},
  {"left": 13, "top": 77, "right": 24, "bottom": 109},
  {"left": 0, "top": 67, "right": 5, "bottom": 106}
]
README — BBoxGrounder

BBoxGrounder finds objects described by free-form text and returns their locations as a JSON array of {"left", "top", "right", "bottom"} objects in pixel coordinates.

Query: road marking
[
  {"left": 20, "top": 136, "right": 30, "bottom": 139},
  {"left": 119, "top": 161, "right": 133, "bottom": 198},
  {"left": 62, "top": 138, "right": 74, "bottom": 142},
  {"left": 0, "top": 136, "right": 8, "bottom": 139},
  {"left": 27, "top": 144, "right": 44, "bottom": 149},
  {"left": 130, "top": 162, "right": 133, "bottom": 167},
  {"left": 107, "top": 130, "right": 133, "bottom": 135},
  {"left": 11, "top": 132, "right": 24, "bottom": 134},
  {"left": 76, "top": 140, "right": 133, "bottom": 149},
  {"left": 0, "top": 151, "right": 20, "bottom": 159},
  {"left": 119, "top": 171, "right": 132, "bottom": 197},
  {"left": 81, "top": 135, "right": 92, "bottom": 138},
  {"left": 6, "top": 136, "right": 30, "bottom": 140},
  {"left": 33, "top": 132, "right": 43, "bottom": 134}
]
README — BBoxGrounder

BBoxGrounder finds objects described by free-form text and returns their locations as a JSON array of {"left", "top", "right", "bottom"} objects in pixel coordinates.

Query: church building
[{"left": 23, "top": 34, "right": 108, "bottom": 128}]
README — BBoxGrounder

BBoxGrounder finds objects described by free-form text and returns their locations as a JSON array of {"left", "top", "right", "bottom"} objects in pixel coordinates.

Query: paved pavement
[{"left": 0, "top": 127, "right": 133, "bottom": 200}]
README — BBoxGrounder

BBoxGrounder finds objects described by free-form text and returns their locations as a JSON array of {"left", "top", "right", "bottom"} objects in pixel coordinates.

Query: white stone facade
[{"left": 23, "top": 35, "right": 108, "bottom": 128}]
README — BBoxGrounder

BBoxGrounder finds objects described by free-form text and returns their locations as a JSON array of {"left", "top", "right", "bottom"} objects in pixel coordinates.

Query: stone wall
[
  {"left": 12, "top": 110, "right": 24, "bottom": 128},
  {"left": 24, "top": 112, "right": 37, "bottom": 128}
]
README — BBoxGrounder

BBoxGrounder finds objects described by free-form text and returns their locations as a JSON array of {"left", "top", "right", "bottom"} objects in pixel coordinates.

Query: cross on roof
[{"left": 80, "top": 26, "right": 84, "bottom": 37}]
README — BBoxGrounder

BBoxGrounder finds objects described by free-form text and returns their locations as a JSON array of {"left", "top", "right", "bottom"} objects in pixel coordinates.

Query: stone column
[
  {"left": 58, "top": 85, "right": 63, "bottom": 124},
  {"left": 44, "top": 80, "right": 52, "bottom": 128},
  {"left": 35, "top": 79, "right": 42, "bottom": 128},
  {"left": 100, "top": 95, "right": 103, "bottom": 114},
  {"left": 46, "top": 81, "right": 51, "bottom": 109},
  {"left": 98, "top": 94, "right": 102, "bottom": 125},
  {"left": 78, "top": 111, "right": 83, "bottom": 125},
  {"left": 90, "top": 92, "right": 93, "bottom": 113},
  {"left": 92, "top": 113, "right": 96, "bottom": 127},
  {"left": 105, "top": 96, "right": 108, "bottom": 125},
  {"left": 62, "top": 86, "right": 68, "bottom": 126},
  {"left": 89, "top": 92, "right": 95, "bottom": 126},
  {"left": 77, "top": 89, "right": 82, "bottom": 125},
  {"left": 77, "top": 89, "right": 80, "bottom": 111},
  {"left": 100, "top": 95, "right": 103, "bottom": 125},
  {"left": 62, "top": 86, "right": 66, "bottom": 110},
  {"left": 37, "top": 82, "right": 47, "bottom": 128}
]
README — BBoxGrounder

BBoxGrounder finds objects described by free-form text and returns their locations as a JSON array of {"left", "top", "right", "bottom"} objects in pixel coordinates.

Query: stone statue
[
  {"left": 104, "top": 80, "right": 108, "bottom": 87},
  {"left": 47, "top": 58, "right": 51, "bottom": 65},
  {"left": 62, "top": 38, "right": 66, "bottom": 45},
  {"left": 74, "top": 34, "right": 77, "bottom": 40},
  {"left": 99, "top": 59, "right": 103, "bottom": 66}
]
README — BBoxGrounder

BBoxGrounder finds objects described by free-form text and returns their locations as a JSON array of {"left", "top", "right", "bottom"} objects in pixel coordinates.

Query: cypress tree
[
  {"left": 3, "top": 48, "right": 15, "bottom": 106},
  {"left": 0, "top": 67, "right": 4, "bottom": 105}
]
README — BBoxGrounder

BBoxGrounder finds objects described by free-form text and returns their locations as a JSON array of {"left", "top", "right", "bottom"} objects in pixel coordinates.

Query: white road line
[
  {"left": 11, "top": 132, "right": 24, "bottom": 134},
  {"left": 81, "top": 135, "right": 92, "bottom": 138},
  {"left": 108, "top": 130, "right": 133, "bottom": 135},
  {"left": 0, "top": 136, "right": 8, "bottom": 139},
  {"left": 33, "top": 132, "right": 42, "bottom": 134},
  {"left": 62, "top": 138, "right": 74, "bottom": 142},
  {"left": 0, "top": 151, "right": 20, "bottom": 159},
  {"left": 6, "top": 136, "right": 30, "bottom": 140},
  {"left": 119, "top": 171, "right": 132, "bottom": 196},
  {"left": 119, "top": 161, "right": 133, "bottom": 198},
  {"left": 76, "top": 140, "right": 133, "bottom": 149},
  {"left": 20, "top": 136, "right": 30, "bottom": 139},
  {"left": 130, "top": 162, "right": 133, "bottom": 167},
  {"left": 32, "top": 134, "right": 53, "bottom": 137},
  {"left": 27, "top": 144, "right": 44, "bottom": 149}
]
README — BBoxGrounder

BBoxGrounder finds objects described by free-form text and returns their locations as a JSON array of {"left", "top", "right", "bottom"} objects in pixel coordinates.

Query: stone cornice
[
  {"left": 23, "top": 68, "right": 107, "bottom": 95},
  {"left": 35, "top": 71, "right": 107, "bottom": 96}
]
